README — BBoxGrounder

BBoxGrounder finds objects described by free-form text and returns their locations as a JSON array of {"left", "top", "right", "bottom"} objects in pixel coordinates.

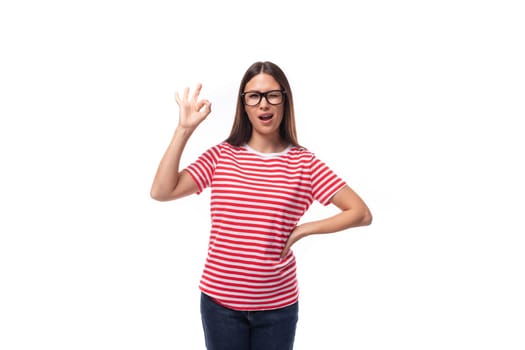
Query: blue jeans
[{"left": 200, "top": 293, "right": 299, "bottom": 350}]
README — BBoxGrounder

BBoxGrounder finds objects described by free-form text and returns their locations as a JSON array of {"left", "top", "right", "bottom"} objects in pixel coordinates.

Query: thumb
[{"left": 197, "top": 100, "right": 212, "bottom": 114}]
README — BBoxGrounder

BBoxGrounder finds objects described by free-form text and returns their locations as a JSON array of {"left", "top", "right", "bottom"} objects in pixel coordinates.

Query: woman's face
[{"left": 243, "top": 73, "right": 284, "bottom": 139}]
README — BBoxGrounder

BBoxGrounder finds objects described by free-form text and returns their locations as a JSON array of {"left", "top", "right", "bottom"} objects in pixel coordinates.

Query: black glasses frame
[{"left": 241, "top": 90, "right": 286, "bottom": 106}]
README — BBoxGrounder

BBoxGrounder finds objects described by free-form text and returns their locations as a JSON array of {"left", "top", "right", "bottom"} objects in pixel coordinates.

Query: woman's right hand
[{"left": 175, "top": 83, "right": 212, "bottom": 131}]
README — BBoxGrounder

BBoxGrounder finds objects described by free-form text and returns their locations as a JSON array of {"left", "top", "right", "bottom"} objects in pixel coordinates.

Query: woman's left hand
[{"left": 281, "top": 224, "right": 309, "bottom": 259}]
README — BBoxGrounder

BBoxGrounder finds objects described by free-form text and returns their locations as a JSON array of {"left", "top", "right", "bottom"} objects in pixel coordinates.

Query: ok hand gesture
[{"left": 175, "top": 83, "right": 212, "bottom": 131}]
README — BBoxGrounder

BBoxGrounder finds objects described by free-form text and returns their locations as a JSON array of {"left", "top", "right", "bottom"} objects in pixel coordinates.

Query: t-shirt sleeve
[
  {"left": 184, "top": 144, "right": 222, "bottom": 194},
  {"left": 309, "top": 154, "right": 347, "bottom": 206}
]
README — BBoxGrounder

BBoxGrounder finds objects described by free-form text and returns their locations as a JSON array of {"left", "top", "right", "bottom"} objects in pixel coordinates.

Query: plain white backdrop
[{"left": 1, "top": 0, "right": 524, "bottom": 349}]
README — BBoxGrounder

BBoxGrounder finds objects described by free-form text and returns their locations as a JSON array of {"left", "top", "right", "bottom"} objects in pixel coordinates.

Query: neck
[{"left": 247, "top": 134, "right": 288, "bottom": 154}]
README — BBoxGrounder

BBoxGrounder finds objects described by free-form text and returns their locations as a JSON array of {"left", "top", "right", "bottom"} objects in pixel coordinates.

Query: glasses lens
[
  {"left": 266, "top": 91, "right": 283, "bottom": 105},
  {"left": 244, "top": 92, "right": 261, "bottom": 106}
]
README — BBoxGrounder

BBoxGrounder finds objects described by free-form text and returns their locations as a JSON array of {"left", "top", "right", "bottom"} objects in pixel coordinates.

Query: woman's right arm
[{"left": 150, "top": 84, "right": 211, "bottom": 201}]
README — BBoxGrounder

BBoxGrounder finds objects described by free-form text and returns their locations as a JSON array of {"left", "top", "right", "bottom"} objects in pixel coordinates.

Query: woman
[{"left": 150, "top": 61, "right": 372, "bottom": 350}]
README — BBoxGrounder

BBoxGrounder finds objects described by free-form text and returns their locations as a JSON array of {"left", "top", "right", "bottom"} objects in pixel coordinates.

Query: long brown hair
[{"left": 225, "top": 61, "right": 300, "bottom": 147}]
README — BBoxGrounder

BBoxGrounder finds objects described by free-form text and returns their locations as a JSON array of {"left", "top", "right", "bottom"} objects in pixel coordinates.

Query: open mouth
[{"left": 258, "top": 113, "right": 273, "bottom": 122}]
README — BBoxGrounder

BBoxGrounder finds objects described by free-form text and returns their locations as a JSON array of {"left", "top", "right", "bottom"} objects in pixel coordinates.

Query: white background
[{"left": 1, "top": 0, "right": 524, "bottom": 349}]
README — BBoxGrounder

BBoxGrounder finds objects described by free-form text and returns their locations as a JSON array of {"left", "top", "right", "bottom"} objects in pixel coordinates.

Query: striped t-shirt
[{"left": 185, "top": 142, "right": 346, "bottom": 311}]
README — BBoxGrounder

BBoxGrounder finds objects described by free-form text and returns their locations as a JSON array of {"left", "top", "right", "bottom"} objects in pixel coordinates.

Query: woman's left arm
[{"left": 281, "top": 186, "right": 372, "bottom": 258}]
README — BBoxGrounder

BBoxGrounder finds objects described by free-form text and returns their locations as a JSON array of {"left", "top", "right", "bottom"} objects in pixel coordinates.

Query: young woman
[{"left": 151, "top": 61, "right": 372, "bottom": 350}]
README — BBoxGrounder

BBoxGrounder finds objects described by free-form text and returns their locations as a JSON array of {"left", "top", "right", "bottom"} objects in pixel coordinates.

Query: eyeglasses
[{"left": 241, "top": 90, "right": 286, "bottom": 106}]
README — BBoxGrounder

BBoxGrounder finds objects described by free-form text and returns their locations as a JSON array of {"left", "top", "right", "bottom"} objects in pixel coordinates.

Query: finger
[
  {"left": 192, "top": 83, "right": 203, "bottom": 102},
  {"left": 280, "top": 243, "right": 290, "bottom": 259},
  {"left": 196, "top": 99, "right": 212, "bottom": 114},
  {"left": 183, "top": 87, "right": 190, "bottom": 101},
  {"left": 175, "top": 91, "right": 181, "bottom": 105}
]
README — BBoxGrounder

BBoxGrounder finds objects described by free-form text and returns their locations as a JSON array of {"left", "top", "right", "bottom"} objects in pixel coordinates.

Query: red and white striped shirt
[{"left": 185, "top": 142, "right": 346, "bottom": 311}]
